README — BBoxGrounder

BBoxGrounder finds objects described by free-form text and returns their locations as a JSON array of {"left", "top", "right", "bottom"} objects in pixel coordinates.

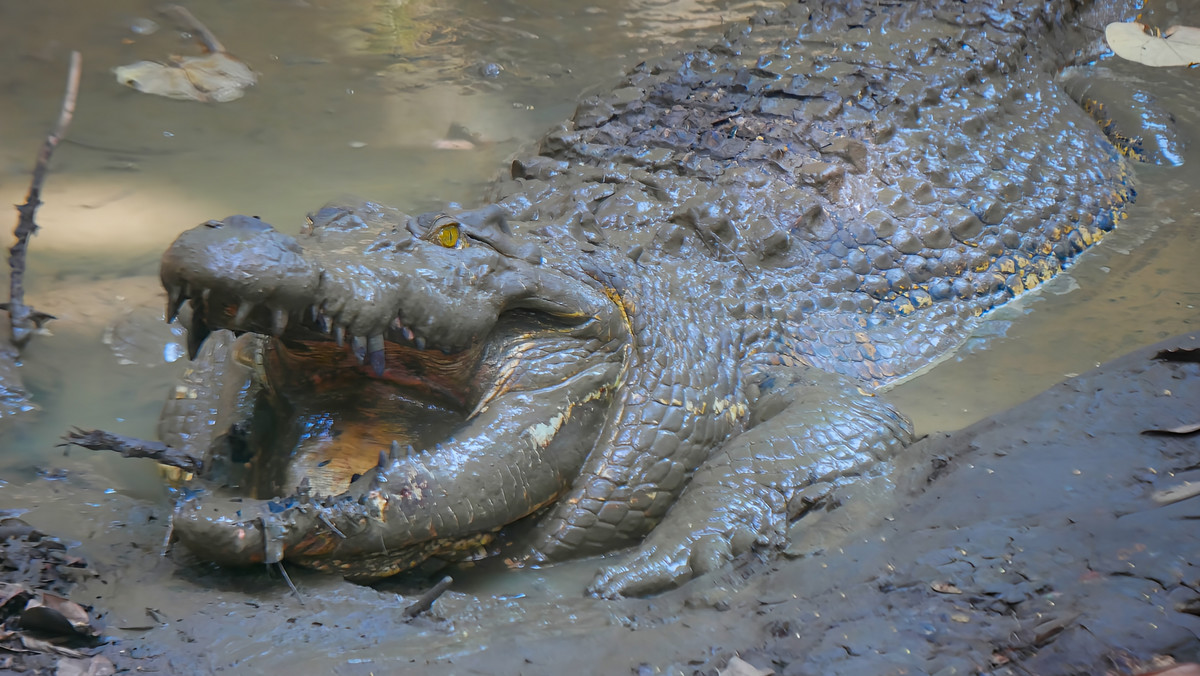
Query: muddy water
[{"left": 0, "top": 0, "right": 1197, "bottom": 672}]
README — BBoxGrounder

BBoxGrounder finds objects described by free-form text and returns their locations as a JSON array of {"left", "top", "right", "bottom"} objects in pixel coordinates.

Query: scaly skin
[{"left": 153, "top": 0, "right": 1149, "bottom": 596}]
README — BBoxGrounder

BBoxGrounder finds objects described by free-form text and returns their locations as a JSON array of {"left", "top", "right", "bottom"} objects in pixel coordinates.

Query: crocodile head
[{"left": 160, "top": 201, "right": 630, "bottom": 578}]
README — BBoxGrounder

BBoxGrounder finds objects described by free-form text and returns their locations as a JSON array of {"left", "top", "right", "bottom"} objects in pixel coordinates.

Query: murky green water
[{"left": 0, "top": 0, "right": 1197, "bottom": 671}]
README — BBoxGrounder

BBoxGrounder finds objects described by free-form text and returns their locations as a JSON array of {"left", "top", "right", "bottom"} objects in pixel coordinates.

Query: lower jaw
[{"left": 239, "top": 384, "right": 467, "bottom": 500}]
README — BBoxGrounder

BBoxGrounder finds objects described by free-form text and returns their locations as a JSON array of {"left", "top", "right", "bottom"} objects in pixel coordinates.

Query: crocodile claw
[{"left": 588, "top": 532, "right": 736, "bottom": 599}]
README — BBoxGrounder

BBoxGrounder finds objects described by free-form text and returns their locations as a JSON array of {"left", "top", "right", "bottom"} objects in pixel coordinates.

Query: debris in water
[{"left": 114, "top": 6, "right": 255, "bottom": 102}]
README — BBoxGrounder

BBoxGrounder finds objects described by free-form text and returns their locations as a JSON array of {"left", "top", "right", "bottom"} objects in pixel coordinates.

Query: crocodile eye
[{"left": 434, "top": 223, "right": 461, "bottom": 248}]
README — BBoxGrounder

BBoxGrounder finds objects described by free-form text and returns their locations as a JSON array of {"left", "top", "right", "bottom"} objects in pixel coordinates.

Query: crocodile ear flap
[
  {"left": 453, "top": 204, "right": 512, "bottom": 236},
  {"left": 453, "top": 205, "right": 543, "bottom": 264}
]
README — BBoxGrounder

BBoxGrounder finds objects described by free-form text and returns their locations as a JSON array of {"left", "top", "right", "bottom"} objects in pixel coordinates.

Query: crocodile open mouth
[
  {"left": 191, "top": 301, "right": 570, "bottom": 502},
  {"left": 154, "top": 210, "right": 630, "bottom": 577}
]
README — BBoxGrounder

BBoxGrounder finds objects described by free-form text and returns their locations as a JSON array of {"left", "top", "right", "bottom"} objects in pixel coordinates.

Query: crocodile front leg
[{"left": 588, "top": 365, "right": 912, "bottom": 598}]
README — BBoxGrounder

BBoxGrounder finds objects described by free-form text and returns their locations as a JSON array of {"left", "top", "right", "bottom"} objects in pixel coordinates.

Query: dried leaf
[
  {"left": 20, "top": 594, "right": 99, "bottom": 638},
  {"left": 1106, "top": 22, "right": 1200, "bottom": 67},
  {"left": 1143, "top": 664, "right": 1200, "bottom": 676},
  {"left": 55, "top": 655, "right": 116, "bottom": 676},
  {"left": 1152, "top": 481, "right": 1200, "bottom": 505},
  {"left": 721, "top": 656, "right": 774, "bottom": 676},
  {"left": 930, "top": 581, "right": 962, "bottom": 594},
  {"left": 0, "top": 582, "right": 29, "bottom": 607},
  {"left": 1142, "top": 422, "right": 1200, "bottom": 436},
  {"left": 114, "top": 53, "right": 255, "bottom": 102},
  {"left": 18, "top": 635, "right": 85, "bottom": 659}
]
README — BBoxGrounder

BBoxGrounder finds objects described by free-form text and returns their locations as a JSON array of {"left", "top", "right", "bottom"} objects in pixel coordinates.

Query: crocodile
[{"left": 147, "top": 0, "right": 1146, "bottom": 597}]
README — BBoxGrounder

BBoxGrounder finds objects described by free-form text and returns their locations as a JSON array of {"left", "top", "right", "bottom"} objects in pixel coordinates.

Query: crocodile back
[{"left": 491, "top": 0, "right": 1136, "bottom": 387}]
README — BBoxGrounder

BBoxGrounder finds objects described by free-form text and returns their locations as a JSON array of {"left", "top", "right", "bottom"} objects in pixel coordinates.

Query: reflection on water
[{"left": 0, "top": 0, "right": 1197, "bottom": 669}]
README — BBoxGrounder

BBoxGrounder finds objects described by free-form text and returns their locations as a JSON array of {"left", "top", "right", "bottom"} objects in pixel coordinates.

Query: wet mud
[{"left": 46, "top": 334, "right": 1197, "bottom": 675}]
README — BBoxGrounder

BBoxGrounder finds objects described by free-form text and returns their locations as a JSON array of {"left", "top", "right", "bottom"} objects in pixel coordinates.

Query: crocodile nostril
[{"left": 202, "top": 219, "right": 223, "bottom": 228}]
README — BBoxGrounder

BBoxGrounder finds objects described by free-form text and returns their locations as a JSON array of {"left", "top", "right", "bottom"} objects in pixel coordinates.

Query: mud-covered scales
[{"left": 136, "top": 0, "right": 1150, "bottom": 596}]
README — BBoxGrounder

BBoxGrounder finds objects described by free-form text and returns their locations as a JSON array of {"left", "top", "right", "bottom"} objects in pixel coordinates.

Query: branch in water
[
  {"left": 8, "top": 51, "right": 80, "bottom": 347},
  {"left": 62, "top": 428, "right": 203, "bottom": 474}
]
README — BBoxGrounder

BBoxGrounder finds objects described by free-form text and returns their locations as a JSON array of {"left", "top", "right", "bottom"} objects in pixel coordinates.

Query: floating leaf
[
  {"left": 114, "top": 53, "right": 256, "bottom": 103},
  {"left": 1106, "top": 22, "right": 1200, "bottom": 67}
]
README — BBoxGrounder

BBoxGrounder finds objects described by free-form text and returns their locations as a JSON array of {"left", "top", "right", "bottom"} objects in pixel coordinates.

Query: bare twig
[
  {"left": 61, "top": 428, "right": 204, "bottom": 474},
  {"left": 7, "top": 51, "right": 80, "bottom": 347},
  {"left": 160, "top": 5, "right": 226, "bottom": 54},
  {"left": 402, "top": 576, "right": 454, "bottom": 619}
]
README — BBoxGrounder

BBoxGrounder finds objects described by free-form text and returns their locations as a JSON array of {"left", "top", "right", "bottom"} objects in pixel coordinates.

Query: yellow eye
[{"left": 435, "top": 223, "right": 461, "bottom": 248}]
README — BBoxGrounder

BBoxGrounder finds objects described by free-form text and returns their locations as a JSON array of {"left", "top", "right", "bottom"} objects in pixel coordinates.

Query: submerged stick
[
  {"left": 402, "top": 576, "right": 454, "bottom": 619},
  {"left": 6, "top": 51, "right": 80, "bottom": 347},
  {"left": 160, "top": 5, "right": 226, "bottom": 54},
  {"left": 62, "top": 428, "right": 203, "bottom": 474}
]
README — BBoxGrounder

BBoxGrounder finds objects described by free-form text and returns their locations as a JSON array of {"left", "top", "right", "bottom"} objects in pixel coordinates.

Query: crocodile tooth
[
  {"left": 367, "top": 334, "right": 386, "bottom": 376},
  {"left": 351, "top": 336, "right": 367, "bottom": 364},
  {"left": 389, "top": 440, "right": 401, "bottom": 462},
  {"left": 415, "top": 336, "right": 426, "bottom": 350},
  {"left": 308, "top": 305, "right": 319, "bottom": 322},
  {"left": 166, "top": 285, "right": 185, "bottom": 323},
  {"left": 317, "top": 314, "right": 331, "bottom": 334},
  {"left": 234, "top": 302, "right": 256, "bottom": 326},
  {"left": 404, "top": 444, "right": 416, "bottom": 458},
  {"left": 296, "top": 477, "right": 311, "bottom": 503},
  {"left": 187, "top": 310, "right": 211, "bottom": 360},
  {"left": 400, "top": 325, "right": 414, "bottom": 342},
  {"left": 271, "top": 308, "right": 288, "bottom": 336},
  {"left": 334, "top": 325, "right": 346, "bottom": 347},
  {"left": 376, "top": 449, "right": 388, "bottom": 470},
  {"left": 201, "top": 287, "right": 211, "bottom": 303}
]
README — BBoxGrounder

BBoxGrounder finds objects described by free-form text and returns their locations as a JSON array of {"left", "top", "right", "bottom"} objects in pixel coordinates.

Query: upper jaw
[{"left": 160, "top": 212, "right": 503, "bottom": 365}]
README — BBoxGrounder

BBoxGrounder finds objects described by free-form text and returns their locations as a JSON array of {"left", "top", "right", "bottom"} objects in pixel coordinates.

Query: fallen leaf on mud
[
  {"left": 1155, "top": 347, "right": 1200, "bottom": 362},
  {"left": 720, "top": 655, "right": 774, "bottom": 676},
  {"left": 930, "top": 581, "right": 962, "bottom": 594},
  {"left": 1032, "top": 612, "right": 1079, "bottom": 646},
  {"left": 1152, "top": 481, "right": 1200, "bottom": 505},
  {"left": 1142, "top": 422, "right": 1200, "bottom": 436},
  {"left": 55, "top": 655, "right": 116, "bottom": 676},
  {"left": 1106, "top": 22, "right": 1200, "bottom": 67},
  {"left": 18, "top": 635, "right": 85, "bottom": 659},
  {"left": 1143, "top": 664, "right": 1200, "bottom": 676},
  {"left": 0, "top": 582, "right": 29, "bottom": 607},
  {"left": 19, "top": 593, "right": 99, "bottom": 638}
]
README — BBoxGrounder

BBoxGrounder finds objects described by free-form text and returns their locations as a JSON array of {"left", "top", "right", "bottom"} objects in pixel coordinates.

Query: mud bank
[{"left": 67, "top": 333, "right": 1196, "bottom": 674}]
